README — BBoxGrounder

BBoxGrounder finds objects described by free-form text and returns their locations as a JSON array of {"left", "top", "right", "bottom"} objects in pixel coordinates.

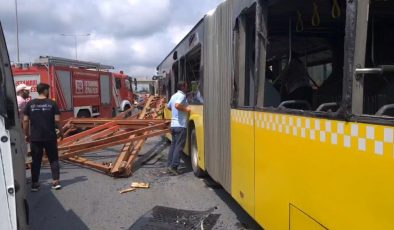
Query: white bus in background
[{"left": 0, "top": 23, "right": 29, "bottom": 229}]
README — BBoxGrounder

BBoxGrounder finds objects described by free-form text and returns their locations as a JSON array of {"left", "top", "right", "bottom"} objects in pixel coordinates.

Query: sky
[{"left": 0, "top": 0, "right": 223, "bottom": 79}]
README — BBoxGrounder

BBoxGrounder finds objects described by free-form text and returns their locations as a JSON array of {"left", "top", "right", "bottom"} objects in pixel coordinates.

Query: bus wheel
[{"left": 190, "top": 128, "right": 205, "bottom": 177}]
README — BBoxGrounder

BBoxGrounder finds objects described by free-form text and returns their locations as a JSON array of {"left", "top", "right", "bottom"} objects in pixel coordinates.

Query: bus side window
[
  {"left": 233, "top": 7, "right": 256, "bottom": 108},
  {"left": 259, "top": 1, "right": 345, "bottom": 113},
  {"left": 183, "top": 45, "right": 203, "bottom": 104},
  {"left": 360, "top": 2, "right": 394, "bottom": 117},
  {"left": 171, "top": 60, "right": 179, "bottom": 96}
]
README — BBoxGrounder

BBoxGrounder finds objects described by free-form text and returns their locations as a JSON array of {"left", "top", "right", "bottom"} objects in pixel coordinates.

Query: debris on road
[
  {"left": 131, "top": 182, "right": 150, "bottom": 189},
  {"left": 119, "top": 187, "right": 136, "bottom": 194},
  {"left": 55, "top": 95, "right": 170, "bottom": 178},
  {"left": 130, "top": 206, "right": 220, "bottom": 230}
]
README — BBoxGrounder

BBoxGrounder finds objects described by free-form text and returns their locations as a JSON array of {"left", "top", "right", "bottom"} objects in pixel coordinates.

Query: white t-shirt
[{"left": 17, "top": 95, "right": 28, "bottom": 118}]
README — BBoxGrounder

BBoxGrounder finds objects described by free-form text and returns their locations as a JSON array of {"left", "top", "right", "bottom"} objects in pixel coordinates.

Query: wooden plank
[
  {"left": 119, "top": 188, "right": 136, "bottom": 194},
  {"left": 131, "top": 182, "right": 149, "bottom": 188},
  {"left": 59, "top": 129, "right": 170, "bottom": 160}
]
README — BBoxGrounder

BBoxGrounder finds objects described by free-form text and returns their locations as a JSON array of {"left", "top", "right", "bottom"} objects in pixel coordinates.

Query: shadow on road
[
  {"left": 133, "top": 141, "right": 170, "bottom": 172},
  {"left": 202, "top": 177, "right": 263, "bottom": 230},
  {"left": 27, "top": 176, "right": 89, "bottom": 230}
]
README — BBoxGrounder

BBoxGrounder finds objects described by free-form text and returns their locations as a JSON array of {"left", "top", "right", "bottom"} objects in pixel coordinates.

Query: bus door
[{"left": 231, "top": 5, "right": 258, "bottom": 218}]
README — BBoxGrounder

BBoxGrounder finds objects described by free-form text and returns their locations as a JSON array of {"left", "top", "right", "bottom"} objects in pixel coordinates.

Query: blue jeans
[{"left": 167, "top": 127, "right": 187, "bottom": 169}]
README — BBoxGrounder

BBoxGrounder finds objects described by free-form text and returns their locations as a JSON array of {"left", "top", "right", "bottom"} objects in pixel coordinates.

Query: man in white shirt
[
  {"left": 16, "top": 84, "right": 31, "bottom": 118},
  {"left": 166, "top": 81, "right": 191, "bottom": 175}
]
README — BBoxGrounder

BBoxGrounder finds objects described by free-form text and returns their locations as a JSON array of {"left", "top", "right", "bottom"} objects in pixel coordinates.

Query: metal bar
[
  {"left": 120, "top": 97, "right": 165, "bottom": 175},
  {"left": 69, "top": 124, "right": 157, "bottom": 130},
  {"left": 59, "top": 129, "right": 170, "bottom": 160},
  {"left": 355, "top": 68, "right": 382, "bottom": 75},
  {"left": 59, "top": 121, "right": 169, "bottom": 151},
  {"left": 55, "top": 95, "right": 167, "bottom": 177},
  {"left": 288, "top": 17, "right": 292, "bottom": 65},
  {"left": 74, "top": 125, "right": 121, "bottom": 144},
  {"left": 351, "top": 0, "right": 370, "bottom": 115},
  {"left": 115, "top": 105, "right": 137, "bottom": 119},
  {"left": 128, "top": 112, "right": 140, "bottom": 119},
  {"left": 90, "top": 125, "right": 120, "bottom": 140},
  {"left": 255, "top": 0, "right": 268, "bottom": 108},
  {"left": 60, "top": 121, "right": 117, "bottom": 146},
  {"left": 110, "top": 96, "right": 155, "bottom": 174},
  {"left": 65, "top": 157, "right": 111, "bottom": 172},
  {"left": 121, "top": 137, "right": 147, "bottom": 176},
  {"left": 120, "top": 98, "right": 161, "bottom": 175},
  {"left": 67, "top": 119, "right": 167, "bottom": 125},
  {"left": 63, "top": 127, "right": 77, "bottom": 138}
]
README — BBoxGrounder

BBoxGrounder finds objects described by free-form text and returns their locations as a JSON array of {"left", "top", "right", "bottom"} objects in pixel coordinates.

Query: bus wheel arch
[{"left": 189, "top": 122, "right": 205, "bottom": 177}]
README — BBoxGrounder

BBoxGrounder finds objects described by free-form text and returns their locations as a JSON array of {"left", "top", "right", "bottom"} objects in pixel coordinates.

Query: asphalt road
[{"left": 27, "top": 137, "right": 262, "bottom": 230}]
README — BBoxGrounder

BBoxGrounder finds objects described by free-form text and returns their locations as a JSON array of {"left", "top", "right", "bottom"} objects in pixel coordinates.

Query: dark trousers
[
  {"left": 167, "top": 127, "right": 187, "bottom": 169},
  {"left": 31, "top": 140, "right": 60, "bottom": 183}
]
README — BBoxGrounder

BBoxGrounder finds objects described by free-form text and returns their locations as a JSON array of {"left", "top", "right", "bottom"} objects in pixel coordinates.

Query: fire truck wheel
[
  {"left": 77, "top": 110, "right": 91, "bottom": 118},
  {"left": 190, "top": 128, "right": 205, "bottom": 177},
  {"left": 124, "top": 105, "right": 131, "bottom": 111}
]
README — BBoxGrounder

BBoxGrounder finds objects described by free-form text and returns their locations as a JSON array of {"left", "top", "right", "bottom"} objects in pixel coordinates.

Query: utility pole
[
  {"left": 60, "top": 33, "right": 90, "bottom": 60},
  {"left": 14, "top": 0, "right": 20, "bottom": 63}
]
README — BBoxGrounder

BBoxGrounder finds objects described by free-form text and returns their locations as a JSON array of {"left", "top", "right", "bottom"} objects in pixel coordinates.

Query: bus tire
[{"left": 190, "top": 128, "right": 205, "bottom": 177}]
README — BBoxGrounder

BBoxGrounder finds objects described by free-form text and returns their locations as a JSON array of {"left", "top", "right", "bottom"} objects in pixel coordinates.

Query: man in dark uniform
[{"left": 24, "top": 83, "right": 63, "bottom": 191}]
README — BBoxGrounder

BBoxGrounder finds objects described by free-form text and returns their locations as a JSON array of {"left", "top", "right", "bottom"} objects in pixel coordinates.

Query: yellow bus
[{"left": 157, "top": 0, "right": 394, "bottom": 229}]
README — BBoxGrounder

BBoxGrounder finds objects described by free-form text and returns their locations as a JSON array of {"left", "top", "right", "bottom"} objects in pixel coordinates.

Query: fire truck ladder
[{"left": 35, "top": 56, "right": 115, "bottom": 70}]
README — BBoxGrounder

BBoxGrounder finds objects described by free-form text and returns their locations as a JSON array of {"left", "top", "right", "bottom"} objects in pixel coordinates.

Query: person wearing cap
[{"left": 16, "top": 83, "right": 31, "bottom": 118}]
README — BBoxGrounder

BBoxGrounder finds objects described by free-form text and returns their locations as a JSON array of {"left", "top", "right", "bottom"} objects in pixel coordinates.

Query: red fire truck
[{"left": 12, "top": 56, "right": 135, "bottom": 120}]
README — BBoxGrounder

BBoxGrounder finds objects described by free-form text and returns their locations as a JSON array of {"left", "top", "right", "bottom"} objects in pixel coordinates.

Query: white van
[{"left": 0, "top": 22, "right": 29, "bottom": 229}]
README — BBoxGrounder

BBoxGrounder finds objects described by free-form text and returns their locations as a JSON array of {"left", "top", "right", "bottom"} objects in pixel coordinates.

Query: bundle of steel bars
[{"left": 56, "top": 95, "right": 170, "bottom": 177}]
